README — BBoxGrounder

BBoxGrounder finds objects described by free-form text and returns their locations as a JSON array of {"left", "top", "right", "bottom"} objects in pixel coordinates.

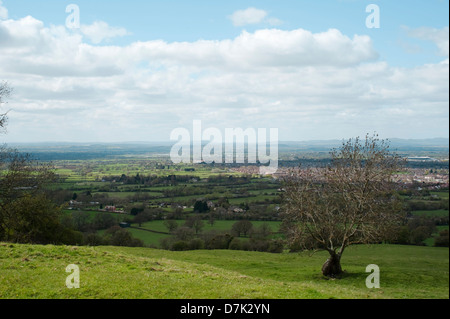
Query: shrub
[
  {"left": 174, "top": 226, "right": 195, "bottom": 241},
  {"left": 171, "top": 240, "right": 189, "bottom": 251},
  {"left": 104, "top": 226, "right": 144, "bottom": 247},
  {"left": 159, "top": 237, "right": 175, "bottom": 250},
  {"left": 228, "top": 238, "right": 242, "bottom": 250},
  {"left": 249, "top": 238, "right": 270, "bottom": 252},
  {"left": 188, "top": 238, "right": 205, "bottom": 250},
  {"left": 434, "top": 230, "right": 449, "bottom": 247},
  {"left": 231, "top": 220, "right": 253, "bottom": 237},
  {"left": 409, "top": 226, "right": 432, "bottom": 245},
  {"left": 205, "top": 233, "right": 233, "bottom": 250},
  {"left": 83, "top": 233, "right": 104, "bottom": 246},
  {"left": 268, "top": 239, "right": 285, "bottom": 253}
]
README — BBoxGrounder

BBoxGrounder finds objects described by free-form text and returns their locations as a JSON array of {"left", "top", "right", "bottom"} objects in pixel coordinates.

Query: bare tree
[
  {"left": 0, "top": 81, "right": 12, "bottom": 130},
  {"left": 231, "top": 220, "right": 253, "bottom": 237},
  {"left": 164, "top": 219, "right": 179, "bottom": 233},
  {"left": 185, "top": 215, "right": 205, "bottom": 234},
  {"left": 282, "top": 134, "right": 405, "bottom": 277}
]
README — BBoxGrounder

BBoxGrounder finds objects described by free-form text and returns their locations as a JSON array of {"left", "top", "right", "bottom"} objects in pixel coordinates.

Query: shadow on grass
[{"left": 312, "top": 270, "right": 367, "bottom": 281}]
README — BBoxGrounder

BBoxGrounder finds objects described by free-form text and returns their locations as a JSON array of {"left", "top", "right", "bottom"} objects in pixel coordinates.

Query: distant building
[
  {"left": 407, "top": 157, "right": 438, "bottom": 162},
  {"left": 105, "top": 205, "right": 116, "bottom": 212}
]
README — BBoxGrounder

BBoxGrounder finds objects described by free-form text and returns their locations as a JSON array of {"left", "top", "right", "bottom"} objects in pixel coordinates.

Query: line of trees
[{"left": 160, "top": 219, "right": 284, "bottom": 253}]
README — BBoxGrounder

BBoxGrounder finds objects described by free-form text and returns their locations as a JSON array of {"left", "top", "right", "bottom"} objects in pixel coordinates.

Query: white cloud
[
  {"left": 229, "top": 7, "right": 267, "bottom": 26},
  {"left": 80, "top": 21, "right": 129, "bottom": 44},
  {"left": 229, "top": 7, "right": 285, "bottom": 27},
  {"left": 0, "top": 11, "right": 448, "bottom": 142},
  {"left": 0, "top": 0, "right": 7, "bottom": 20},
  {"left": 126, "top": 28, "right": 378, "bottom": 69},
  {"left": 406, "top": 26, "right": 449, "bottom": 57},
  {"left": 267, "top": 17, "right": 283, "bottom": 26}
]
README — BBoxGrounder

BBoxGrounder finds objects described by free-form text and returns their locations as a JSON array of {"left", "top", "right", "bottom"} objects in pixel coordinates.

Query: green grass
[
  {"left": 411, "top": 210, "right": 449, "bottom": 217},
  {"left": 423, "top": 225, "right": 450, "bottom": 247},
  {"left": 130, "top": 220, "right": 282, "bottom": 247},
  {"left": 0, "top": 243, "right": 448, "bottom": 299},
  {"left": 127, "top": 228, "right": 171, "bottom": 247},
  {"left": 94, "top": 191, "right": 163, "bottom": 199},
  {"left": 430, "top": 191, "right": 449, "bottom": 200},
  {"left": 135, "top": 220, "right": 281, "bottom": 233},
  {"left": 133, "top": 220, "right": 172, "bottom": 233}
]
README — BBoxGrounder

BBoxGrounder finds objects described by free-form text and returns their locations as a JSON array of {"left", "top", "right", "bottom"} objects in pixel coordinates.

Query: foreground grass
[{"left": 0, "top": 243, "right": 448, "bottom": 299}]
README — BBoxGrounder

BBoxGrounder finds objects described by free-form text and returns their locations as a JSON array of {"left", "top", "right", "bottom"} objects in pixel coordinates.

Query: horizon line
[{"left": 4, "top": 137, "right": 450, "bottom": 145}]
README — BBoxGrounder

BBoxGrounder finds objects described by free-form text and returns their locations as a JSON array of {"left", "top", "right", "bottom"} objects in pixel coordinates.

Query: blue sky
[{"left": 0, "top": 0, "right": 448, "bottom": 142}]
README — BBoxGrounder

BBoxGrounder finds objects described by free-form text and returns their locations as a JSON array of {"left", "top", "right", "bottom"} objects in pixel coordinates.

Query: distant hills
[
  {"left": 9, "top": 138, "right": 449, "bottom": 148},
  {"left": 6, "top": 138, "right": 449, "bottom": 161}
]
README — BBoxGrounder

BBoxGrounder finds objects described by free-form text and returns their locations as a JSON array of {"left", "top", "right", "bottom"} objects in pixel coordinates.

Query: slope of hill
[{"left": 0, "top": 243, "right": 448, "bottom": 299}]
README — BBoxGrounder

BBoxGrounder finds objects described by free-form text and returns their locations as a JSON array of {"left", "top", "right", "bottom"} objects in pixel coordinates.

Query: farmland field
[
  {"left": 2, "top": 151, "right": 448, "bottom": 301},
  {"left": 49, "top": 157, "right": 448, "bottom": 250},
  {"left": 126, "top": 220, "right": 283, "bottom": 247},
  {"left": 411, "top": 209, "right": 449, "bottom": 217}
]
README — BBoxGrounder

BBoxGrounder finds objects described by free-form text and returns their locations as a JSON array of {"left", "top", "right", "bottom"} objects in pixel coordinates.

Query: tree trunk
[{"left": 322, "top": 252, "right": 343, "bottom": 277}]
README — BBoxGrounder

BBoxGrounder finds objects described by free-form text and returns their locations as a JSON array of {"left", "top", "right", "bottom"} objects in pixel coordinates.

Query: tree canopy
[{"left": 0, "top": 82, "right": 80, "bottom": 244}]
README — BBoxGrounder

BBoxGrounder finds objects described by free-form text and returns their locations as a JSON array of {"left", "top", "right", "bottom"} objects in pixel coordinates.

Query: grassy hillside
[{"left": 0, "top": 243, "right": 448, "bottom": 299}]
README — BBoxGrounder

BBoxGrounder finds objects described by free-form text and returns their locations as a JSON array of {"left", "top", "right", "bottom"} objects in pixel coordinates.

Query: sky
[{"left": 0, "top": 0, "right": 448, "bottom": 143}]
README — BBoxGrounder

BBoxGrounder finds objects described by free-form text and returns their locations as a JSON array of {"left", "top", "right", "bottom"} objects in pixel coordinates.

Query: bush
[
  {"left": 231, "top": 220, "right": 253, "bottom": 237},
  {"left": 171, "top": 240, "right": 189, "bottom": 251},
  {"left": 83, "top": 232, "right": 104, "bottom": 246},
  {"left": 0, "top": 193, "right": 68, "bottom": 244},
  {"left": 286, "top": 237, "right": 303, "bottom": 253},
  {"left": 286, "top": 235, "right": 323, "bottom": 252},
  {"left": 249, "top": 238, "right": 270, "bottom": 252},
  {"left": 392, "top": 226, "right": 411, "bottom": 245},
  {"left": 228, "top": 238, "right": 242, "bottom": 250},
  {"left": 250, "top": 223, "right": 272, "bottom": 239},
  {"left": 57, "top": 228, "right": 84, "bottom": 245},
  {"left": 188, "top": 238, "right": 205, "bottom": 250},
  {"left": 434, "top": 230, "right": 449, "bottom": 247},
  {"left": 159, "top": 237, "right": 175, "bottom": 250},
  {"left": 268, "top": 239, "right": 285, "bottom": 253},
  {"left": 409, "top": 226, "right": 431, "bottom": 246},
  {"left": 174, "top": 226, "right": 195, "bottom": 241},
  {"left": 104, "top": 226, "right": 144, "bottom": 247},
  {"left": 205, "top": 232, "right": 233, "bottom": 250}
]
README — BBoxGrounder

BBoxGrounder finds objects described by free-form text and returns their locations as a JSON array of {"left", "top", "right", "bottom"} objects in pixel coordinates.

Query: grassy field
[
  {"left": 53, "top": 160, "right": 247, "bottom": 183},
  {"left": 431, "top": 191, "right": 449, "bottom": 200},
  {"left": 127, "top": 228, "right": 171, "bottom": 247},
  {"left": 0, "top": 243, "right": 448, "bottom": 299},
  {"left": 128, "top": 220, "right": 282, "bottom": 247},
  {"left": 411, "top": 209, "right": 449, "bottom": 217},
  {"left": 134, "top": 220, "right": 281, "bottom": 233}
]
